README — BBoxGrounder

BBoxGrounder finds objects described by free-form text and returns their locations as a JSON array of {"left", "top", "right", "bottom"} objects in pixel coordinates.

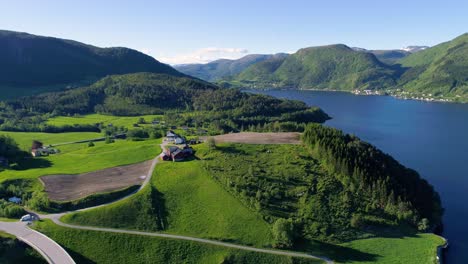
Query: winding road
[
  {"left": 0, "top": 221, "right": 75, "bottom": 264},
  {"left": 1, "top": 142, "right": 334, "bottom": 264}
]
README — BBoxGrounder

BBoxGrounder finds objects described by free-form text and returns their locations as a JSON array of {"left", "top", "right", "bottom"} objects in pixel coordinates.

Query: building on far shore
[{"left": 0, "top": 156, "right": 8, "bottom": 167}]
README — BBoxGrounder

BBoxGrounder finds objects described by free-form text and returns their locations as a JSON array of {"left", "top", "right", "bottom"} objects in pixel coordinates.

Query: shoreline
[
  {"left": 436, "top": 235, "right": 449, "bottom": 264},
  {"left": 244, "top": 88, "right": 467, "bottom": 104}
]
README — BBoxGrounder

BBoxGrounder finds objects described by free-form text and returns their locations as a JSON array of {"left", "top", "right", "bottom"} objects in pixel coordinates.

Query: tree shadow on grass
[
  {"left": 152, "top": 188, "right": 169, "bottom": 231},
  {"left": 10, "top": 158, "right": 53, "bottom": 171},
  {"left": 295, "top": 238, "right": 380, "bottom": 263}
]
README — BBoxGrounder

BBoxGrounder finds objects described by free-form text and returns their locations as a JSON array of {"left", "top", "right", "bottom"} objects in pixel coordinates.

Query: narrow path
[
  {"left": 49, "top": 217, "right": 333, "bottom": 263},
  {"left": 3, "top": 141, "right": 334, "bottom": 264}
]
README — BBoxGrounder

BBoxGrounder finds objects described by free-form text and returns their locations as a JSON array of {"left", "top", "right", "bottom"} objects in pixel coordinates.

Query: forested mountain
[
  {"left": 224, "top": 34, "right": 467, "bottom": 102},
  {"left": 398, "top": 33, "right": 468, "bottom": 99},
  {"left": 174, "top": 53, "right": 288, "bottom": 81},
  {"left": 1, "top": 73, "right": 329, "bottom": 132},
  {"left": 229, "top": 44, "right": 400, "bottom": 90},
  {"left": 0, "top": 30, "right": 182, "bottom": 97}
]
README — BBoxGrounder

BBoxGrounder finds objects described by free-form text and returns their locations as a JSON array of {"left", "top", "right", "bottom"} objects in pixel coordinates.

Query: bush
[
  {"left": 105, "top": 136, "right": 114, "bottom": 144},
  {"left": 272, "top": 218, "right": 295, "bottom": 248},
  {"left": 27, "top": 191, "right": 50, "bottom": 212},
  {"left": 418, "top": 218, "right": 430, "bottom": 232},
  {"left": 0, "top": 200, "right": 26, "bottom": 218},
  {"left": 207, "top": 137, "right": 216, "bottom": 150},
  {"left": 88, "top": 141, "right": 95, "bottom": 147}
]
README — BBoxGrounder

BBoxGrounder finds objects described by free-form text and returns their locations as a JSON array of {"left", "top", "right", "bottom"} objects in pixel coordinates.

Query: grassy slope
[
  {"left": 47, "top": 114, "right": 163, "bottom": 129},
  {"left": 153, "top": 161, "right": 272, "bottom": 246},
  {"left": 340, "top": 234, "right": 444, "bottom": 264},
  {"left": 195, "top": 142, "right": 444, "bottom": 263},
  {"left": 0, "top": 131, "right": 101, "bottom": 150},
  {"left": 63, "top": 159, "right": 273, "bottom": 247},
  {"left": 0, "top": 134, "right": 159, "bottom": 182},
  {"left": 34, "top": 220, "right": 322, "bottom": 264}
]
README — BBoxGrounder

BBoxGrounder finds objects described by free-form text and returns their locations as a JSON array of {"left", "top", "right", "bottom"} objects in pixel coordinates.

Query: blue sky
[{"left": 1, "top": 0, "right": 467, "bottom": 64}]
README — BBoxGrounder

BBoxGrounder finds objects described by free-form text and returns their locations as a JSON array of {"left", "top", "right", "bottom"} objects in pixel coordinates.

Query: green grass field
[
  {"left": 0, "top": 133, "right": 159, "bottom": 182},
  {"left": 0, "top": 131, "right": 101, "bottom": 151},
  {"left": 63, "top": 159, "right": 273, "bottom": 247},
  {"left": 339, "top": 234, "right": 444, "bottom": 264},
  {"left": 33, "top": 220, "right": 323, "bottom": 264},
  {"left": 47, "top": 114, "right": 163, "bottom": 129}
]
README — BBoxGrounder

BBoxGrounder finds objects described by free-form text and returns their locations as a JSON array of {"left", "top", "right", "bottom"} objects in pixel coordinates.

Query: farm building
[
  {"left": 165, "top": 131, "right": 186, "bottom": 145},
  {"left": 166, "top": 131, "right": 178, "bottom": 141},
  {"left": 31, "top": 141, "right": 59, "bottom": 157},
  {"left": 0, "top": 156, "right": 8, "bottom": 167},
  {"left": 160, "top": 145, "right": 194, "bottom": 162}
]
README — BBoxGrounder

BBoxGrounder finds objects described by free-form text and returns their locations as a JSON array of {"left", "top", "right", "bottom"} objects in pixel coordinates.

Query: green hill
[
  {"left": 2, "top": 72, "right": 329, "bottom": 133},
  {"left": 0, "top": 30, "right": 182, "bottom": 98},
  {"left": 398, "top": 33, "right": 468, "bottom": 99},
  {"left": 175, "top": 54, "right": 288, "bottom": 81},
  {"left": 230, "top": 44, "right": 400, "bottom": 90}
]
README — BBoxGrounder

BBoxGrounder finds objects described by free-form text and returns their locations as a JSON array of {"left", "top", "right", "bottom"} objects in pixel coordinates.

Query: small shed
[{"left": 8, "top": 197, "right": 22, "bottom": 204}]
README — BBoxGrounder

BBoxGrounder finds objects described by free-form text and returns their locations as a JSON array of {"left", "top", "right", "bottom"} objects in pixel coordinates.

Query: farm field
[
  {"left": 0, "top": 131, "right": 101, "bottom": 151},
  {"left": 47, "top": 114, "right": 164, "bottom": 129},
  {"left": 0, "top": 134, "right": 160, "bottom": 182},
  {"left": 33, "top": 220, "right": 323, "bottom": 264},
  {"left": 40, "top": 159, "right": 153, "bottom": 201},
  {"left": 204, "top": 132, "right": 301, "bottom": 144}
]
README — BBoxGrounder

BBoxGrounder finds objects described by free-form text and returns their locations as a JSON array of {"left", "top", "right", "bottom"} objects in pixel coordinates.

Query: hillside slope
[
  {"left": 230, "top": 44, "right": 400, "bottom": 90},
  {"left": 0, "top": 30, "right": 182, "bottom": 97},
  {"left": 175, "top": 54, "right": 288, "bottom": 81},
  {"left": 398, "top": 33, "right": 468, "bottom": 99}
]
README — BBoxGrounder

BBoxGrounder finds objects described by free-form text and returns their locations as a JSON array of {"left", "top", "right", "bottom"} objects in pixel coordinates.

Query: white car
[{"left": 20, "top": 214, "right": 36, "bottom": 222}]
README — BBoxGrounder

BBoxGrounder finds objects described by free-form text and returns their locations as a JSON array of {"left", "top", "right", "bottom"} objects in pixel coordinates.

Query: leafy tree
[
  {"left": 272, "top": 218, "right": 295, "bottom": 248},
  {"left": 418, "top": 218, "right": 430, "bottom": 232},
  {"left": 207, "top": 137, "right": 217, "bottom": 150},
  {"left": 27, "top": 191, "right": 50, "bottom": 211}
]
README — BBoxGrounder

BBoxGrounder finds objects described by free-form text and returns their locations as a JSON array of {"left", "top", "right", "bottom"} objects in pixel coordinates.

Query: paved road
[
  {"left": 2, "top": 142, "right": 334, "bottom": 264},
  {"left": 0, "top": 221, "right": 75, "bottom": 264}
]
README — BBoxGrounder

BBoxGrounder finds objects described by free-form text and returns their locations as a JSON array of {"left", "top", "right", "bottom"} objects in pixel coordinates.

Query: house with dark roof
[{"left": 160, "top": 145, "right": 194, "bottom": 162}]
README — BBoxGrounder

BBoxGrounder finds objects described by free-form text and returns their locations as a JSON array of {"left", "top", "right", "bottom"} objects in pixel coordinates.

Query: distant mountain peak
[{"left": 401, "top": 46, "right": 429, "bottom": 53}]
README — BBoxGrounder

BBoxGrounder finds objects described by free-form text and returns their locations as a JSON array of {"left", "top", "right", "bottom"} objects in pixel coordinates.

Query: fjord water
[{"left": 250, "top": 90, "right": 468, "bottom": 264}]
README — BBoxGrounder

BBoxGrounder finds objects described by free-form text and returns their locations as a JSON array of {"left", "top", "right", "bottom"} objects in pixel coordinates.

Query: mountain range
[
  {"left": 0, "top": 30, "right": 183, "bottom": 98},
  {"left": 0, "top": 30, "right": 467, "bottom": 102}
]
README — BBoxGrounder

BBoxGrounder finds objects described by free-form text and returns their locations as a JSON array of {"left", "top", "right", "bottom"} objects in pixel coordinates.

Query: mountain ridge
[{"left": 0, "top": 30, "right": 183, "bottom": 97}]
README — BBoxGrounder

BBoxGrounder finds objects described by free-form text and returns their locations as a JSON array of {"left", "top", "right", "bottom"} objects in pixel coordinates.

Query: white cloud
[{"left": 159, "top": 47, "right": 249, "bottom": 65}]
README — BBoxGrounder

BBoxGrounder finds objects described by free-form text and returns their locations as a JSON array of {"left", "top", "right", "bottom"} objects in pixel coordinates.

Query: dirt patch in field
[
  {"left": 40, "top": 160, "right": 153, "bottom": 201},
  {"left": 204, "top": 132, "right": 301, "bottom": 145}
]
